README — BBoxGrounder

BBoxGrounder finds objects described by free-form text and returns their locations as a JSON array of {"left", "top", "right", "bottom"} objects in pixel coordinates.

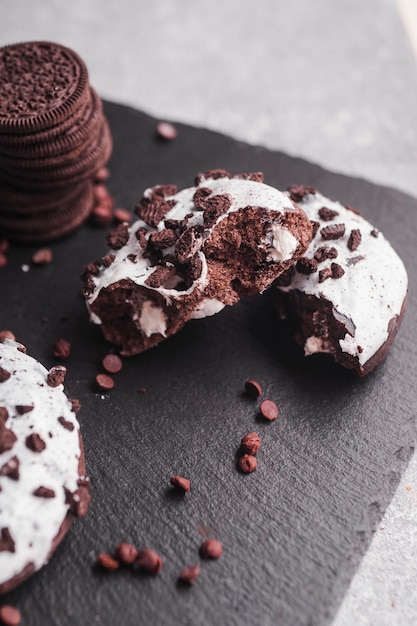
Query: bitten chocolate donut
[
  {"left": 0, "top": 340, "right": 90, "bottom": 595},
  {"left": 275, "top": 185, "right": 408, "bottom": 376},
  {"left": 83, "top": 170, "right": 312, "bottom": 355}
]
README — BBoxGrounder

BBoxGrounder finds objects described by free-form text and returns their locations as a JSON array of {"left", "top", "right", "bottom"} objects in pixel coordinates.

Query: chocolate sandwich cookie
[
  {"left": 275, "top": 186, "right": 408, "bottom": 376},
  {"left": 0, "top": 118, "right": 112, "bottom": 189},
  {"left": 0, "top": 41, "right": 90, "bottom": 135},
  {"left": 0, "top": 178, "right": 86, "bottom": 216},
  {"left": 0, "top": 180, "right": 94, "bottom": 242},
  {"left": 0, "top": 339, "right": 90, "bottom": 595},
  {"left": 83, "top": 170, "right": 312, "bottom": 355},
  {"left": 0, "top": 88, "right": 103, "bottom": 160}
]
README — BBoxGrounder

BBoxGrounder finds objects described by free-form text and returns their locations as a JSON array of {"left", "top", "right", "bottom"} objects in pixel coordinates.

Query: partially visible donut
[
  {"left": 275, "top": 185, "right": 408, "bottom": 376},
  {"left": 82, "top": 170, "right": 312, "bottom": 356},
  {"left": 0, "top": 340, "right": 90, "bottom": 595}
]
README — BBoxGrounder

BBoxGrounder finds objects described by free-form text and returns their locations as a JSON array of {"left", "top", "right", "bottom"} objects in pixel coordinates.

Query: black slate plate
[{"left": 1, "top": 101, "right": 416, "bottom": 626}]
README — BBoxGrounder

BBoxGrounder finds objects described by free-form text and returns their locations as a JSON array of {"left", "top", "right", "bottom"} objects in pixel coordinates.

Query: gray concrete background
[{"left": 2, "top": 1, "right": 417, "bottom": 623}]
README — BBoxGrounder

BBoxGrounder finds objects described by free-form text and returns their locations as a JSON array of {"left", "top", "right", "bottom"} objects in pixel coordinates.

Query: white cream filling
[
  {"left": 267, "top": 226, "right": 298, "bottom": 262},
  {"left": 138, "top": 301, "right": 167, "bottom": 337}
]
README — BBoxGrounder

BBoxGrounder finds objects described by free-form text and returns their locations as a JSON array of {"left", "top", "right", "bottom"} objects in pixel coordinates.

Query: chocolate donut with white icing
[
  {"left": 275, "top": 185, "right": 408, "bottom": 376},
  {"left": 0, "top": 340, "right": 90, "bottom": 595},
  {"left": 83, "top": 170, "right": 312, "bottom": 356}
]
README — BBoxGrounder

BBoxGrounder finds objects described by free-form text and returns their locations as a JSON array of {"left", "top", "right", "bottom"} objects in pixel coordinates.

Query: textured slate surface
[{"left": 1, "top": 101, "right": 416, "bottom": 626}]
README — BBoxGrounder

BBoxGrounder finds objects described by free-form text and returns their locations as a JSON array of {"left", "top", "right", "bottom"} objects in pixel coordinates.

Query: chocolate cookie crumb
[
  {"left": 69, "top": 398, "right": 81, "bottom": 413},
  {"left": 244, "top": 379, "right": 263, "bottom": 398},
  {"left": 53, "top": 338, "right": 71, "bottom": 360},
  {"left": 97, "top": 553, "right": 119, "bottom": 571},
  {"left": 58, "top": 416, "right": 75, "bottom": 431},
  {"left": 47, "top": 366, "right": 66, "bottom": 387},
  {"left": 115, "top": 543, "right": 138, "bottom": 565},
  {"left": 287, "top": 184, "right": 317, "bottom": 203},
  {"left": 331, "top": 263, "right": 345, "bottom": 279},
  {"left": 107, "top": 223, "right": 129, "bottom": 250},
  {"left": 32, "top": 248, "right": 53, "bottom": 265},
  {"left": 318, "top": 206, "right": 339, "bottom": 221},
  {"left": 296, "top": 257, "right": 318, "bottom": 275},
  {"left": 371, "top": 228, "right": 379, "bottom": 238},
  {"left": 259, "top": 400, "right": 279, "bottom": 421},
  {"left": 0, "top": 605, "right": 22, "bottom": 626},
  {"left": 96, "top": 374, "right": 114, "bottom": 391},
  {"left": 320, "top": 224, "right": 346, "bottom": 241},
  {"left": 170, "top": 475, "right": 191, "bottom": 493},
  {"left": 348, "top": 228, "right": 362, "bottom": 251},
  {"left": 240, "top": 432, "right": 261, "bottom": 455},
  {"left": 15, "top": 405, "right": 34, "bottom": 415},
  {"left": 178, "top": 564, "right": 200, "bottom": 585},
  {"left": 318, "top": 267, "right": 332, "bottom": 283},
  {"left": 33, "top": 486, "right": 56, "bottom": 498},
  {"left": 0, "top": 367, "right": 11, "bottom": 383},
  {"left": 136, "top": 549, "right": 163, "bottom": 575},
  {"left": 102, "top": 354, "right": 123, "bottom": 374},
  {"left": 199, "top": 539, "right": 223, "bottom": 560},
  {"left": 25, "top": 433, "right": 46, "bottom": 453},
  {"left": 314, "top": 246, "right": 338, "bottom": 263}
]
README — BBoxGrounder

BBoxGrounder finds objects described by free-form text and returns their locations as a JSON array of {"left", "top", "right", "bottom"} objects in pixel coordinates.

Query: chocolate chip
[
  {"left": 318, "top": 267, "right": 332, "bottom": 283},
  {"left": 69, "top": 398, "right": 81, "bottom": 413},
  {"left": 331, "top": 262, "right": 345, "bottom": 279},
  {"left": 47, "top": 365, "right": 66, "bottom": 387},
  {"left": 106, "top": 223, "right": 130, "bottom": 250},
  {"left": 287, "top": 184, "right": 317, "bottom": 203},
  {"left": 97, "top": 553, "right": 120, "bottom": 570},
  {"left": 314, "top": 246, "right": 338, "bottom": 263},
  {"left": 113, "top": 208, "right": 132, "bottom": 224},
  {"left": 33, "top": 486, "right": 56, "bottom": 498},
  {"left": 178, "top": 564, "right": 200, "bottom": 585},
  {"left": 0, "top": 330, "right": 15, "bottom": 342},
  {"left": 32, "top": 248, "right": 53, "bottom": 265},
  {"left": 96, "top": 374, "right": 114, "bottom": 391},
  {"left": 170, "top": 475, "right": 191, "bottom": 493},
  {"left": 90, "top": 203, "right": 113, "bottom": 226},
  {"left": 136, "top": 548, "right": 163, "bottom": 575},
  {"left": 318, "top": 206, "right": 339, "bottom": 221},
  {"left": 0, "top": 527, "right": 15, "bottom": 552},
  {"left": 115, "top": 543, "right": 138, "bottom": 565},
  {"left": 156, "top": 121, "right": 178, "bottom": 140},
  {"left": 0, "top": 456, "right": 19, "bottom": 480},
  {"left": 66, "top": 487, "right": 91, "bottom": 517},
  {"left": 199, "top": 539, "right": 223, "bottom": 560},
  {"left": 237, "top": 454, "right": 257, "bottom": 473},
  {"left": 347, "top": 228, "right": 361, "bottom": 251},
  {"left": 53, "top": 338, "right": 71, "bottom": 360},
  {"left": 148, "top": 229, "right": 177, "bottom": 250},
  {"left": 102, "top": 354, "right": 123, "bottom": 374},
  {"left": 296, "top": 257, "right": 318, "bottom": 275},
  {"left": 0, "top": 367, "right": 11, "bottom": 383},
  {"left": 203, "top": 194, "right": 232, "bottom": 228},
  {"left": 95, "top": 167, "right": 111, "bottom": 182},
  {"left": 25, "top": 433, "right": 46, "bottom": 453},
  {"left": 244, "top": 379, "right": 263, "bottom": 398},
  {"left": 58, "top": 416, "right": 75, "bottom": 431},
  {"left": 0, "top": 428, "right": 17, "bottom": 454},
  {"left": 320, "top": 224, "right": 346, "bottom": 241},
  {"left": 0, "top": 605, "right": 22, "bottom": 626},
  {"left": 15, "top": 405, "right": 34, "bottom": 415},
  {"left": 259, "top": 400, "right": 279, "bottom": 421},
  {"left": 240, "top": 432, "right": 261, "bottom": 455}
]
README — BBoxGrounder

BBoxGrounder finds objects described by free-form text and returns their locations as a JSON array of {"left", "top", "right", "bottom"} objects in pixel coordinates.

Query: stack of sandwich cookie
[{"left": 0, "top": 41, "right": 112, "bottom": 242}]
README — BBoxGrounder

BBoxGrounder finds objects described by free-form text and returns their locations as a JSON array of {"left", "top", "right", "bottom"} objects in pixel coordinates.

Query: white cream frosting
[
  {"left": 279, "top": 192, "right": 408, "bottom": 366},
  {"left": 87, "top": 176, "right": 298, "bottom": 331},
  {"left": 0, "top": 341, "right": 82, "bottom": 586}
]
